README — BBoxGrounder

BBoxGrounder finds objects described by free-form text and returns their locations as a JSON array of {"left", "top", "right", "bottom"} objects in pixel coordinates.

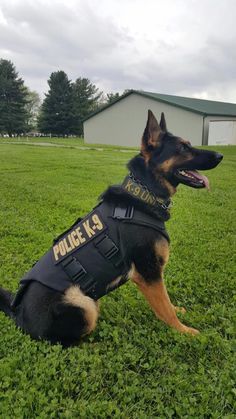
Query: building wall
[{"left": 84, "top": 93, "right": 204, "bottom": 147}]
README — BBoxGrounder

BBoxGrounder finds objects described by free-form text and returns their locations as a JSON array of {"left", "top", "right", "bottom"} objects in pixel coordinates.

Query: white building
[{"left": 84, "top": 90, "right": 236, "bottom": 147}]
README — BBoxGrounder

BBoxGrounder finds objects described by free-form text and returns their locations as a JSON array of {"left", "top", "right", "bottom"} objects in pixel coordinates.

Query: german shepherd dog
[{"left": 0, "top": 111, "right": 223, "bottom": 346}]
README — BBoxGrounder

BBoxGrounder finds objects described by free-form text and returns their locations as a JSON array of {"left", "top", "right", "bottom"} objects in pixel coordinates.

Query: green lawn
[{"left": 0, "top": 141, "right": 235, "bottom": 418}]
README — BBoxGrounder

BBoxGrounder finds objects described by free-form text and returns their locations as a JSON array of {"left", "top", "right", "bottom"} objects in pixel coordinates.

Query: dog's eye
[{"left": 179, "top": 143, "right": 189, "bottom": 152}]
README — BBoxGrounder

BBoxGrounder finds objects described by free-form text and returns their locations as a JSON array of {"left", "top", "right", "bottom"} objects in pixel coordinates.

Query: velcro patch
[{"left": 52, "top": 211, "right": 107, "bottom": 264}]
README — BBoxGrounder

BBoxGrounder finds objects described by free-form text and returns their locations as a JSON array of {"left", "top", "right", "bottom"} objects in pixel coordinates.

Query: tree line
[{"left": 0, "top": 59, "right": 124, "bottom": 137}]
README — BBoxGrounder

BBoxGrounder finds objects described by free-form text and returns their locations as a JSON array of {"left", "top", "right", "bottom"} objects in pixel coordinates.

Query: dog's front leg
[{"left": 131, "top": 274, "right": 199, "bottom": 335}]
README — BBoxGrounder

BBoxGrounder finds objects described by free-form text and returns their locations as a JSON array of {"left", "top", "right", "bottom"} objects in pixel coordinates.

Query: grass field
[{"left": 0, "top": 140, "right": 235, "bottom": 418}]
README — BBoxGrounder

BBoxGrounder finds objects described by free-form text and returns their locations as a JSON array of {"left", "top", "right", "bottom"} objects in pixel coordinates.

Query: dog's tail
[{"left": 0, "top": 287, "right": 15, "bottom": 319}]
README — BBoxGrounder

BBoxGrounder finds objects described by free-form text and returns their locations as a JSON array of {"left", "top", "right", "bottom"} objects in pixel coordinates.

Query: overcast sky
[{"left": 1, "top": 0, "right": 236, "bottom": 102}]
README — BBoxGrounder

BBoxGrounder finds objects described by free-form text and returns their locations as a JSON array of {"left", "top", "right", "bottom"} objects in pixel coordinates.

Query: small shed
[{"left": 84, "top": 90, "right": 236, "bottom": 147}]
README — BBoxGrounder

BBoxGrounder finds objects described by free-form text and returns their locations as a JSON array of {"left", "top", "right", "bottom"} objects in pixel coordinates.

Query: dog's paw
[{"left": 182, "top": 325, "right": 200, "bottom": 335}]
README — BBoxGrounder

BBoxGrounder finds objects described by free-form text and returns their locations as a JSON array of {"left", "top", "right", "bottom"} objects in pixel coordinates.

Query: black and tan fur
[{"left": 0, "top": 111, "right": 223, "bottom": 346}]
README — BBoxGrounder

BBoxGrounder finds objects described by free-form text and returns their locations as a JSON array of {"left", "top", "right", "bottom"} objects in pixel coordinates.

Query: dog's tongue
[{"left": 188, "top": 170, "right": 210, "bottom": 190}]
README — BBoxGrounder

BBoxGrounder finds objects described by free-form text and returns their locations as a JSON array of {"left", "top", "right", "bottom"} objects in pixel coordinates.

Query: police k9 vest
[{"left": 12, "top": 200, "right": 169, "bottom": 306}]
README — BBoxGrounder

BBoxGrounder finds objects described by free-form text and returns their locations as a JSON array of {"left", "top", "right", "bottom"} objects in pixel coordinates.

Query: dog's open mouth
[{"left": 175, "top": 169, "right": 210, "bottom": 190}]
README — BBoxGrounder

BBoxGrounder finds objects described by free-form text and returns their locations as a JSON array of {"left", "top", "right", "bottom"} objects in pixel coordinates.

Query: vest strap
[
  {"left": 94, "top": 234, "right": 118, "bottom": 258},
  {"left": 62, "top": 256, "right": 87, "bottom": 282},
  {"left": 94, "top": 234, "right": 123, "bottom": 268},
  {"left": 61, "top": 256, "right": 95, "bottom": 295},
  {"left": 60, "top": 233, "right": 124, "bottom": 298},
  {"left": 112, "top": 204, "right": 170, "bottom": 243}
]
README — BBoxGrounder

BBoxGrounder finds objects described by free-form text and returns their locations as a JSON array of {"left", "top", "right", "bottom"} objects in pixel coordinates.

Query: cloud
[{"left": 0, "top": 0, "right": 236, "bottom": 102}]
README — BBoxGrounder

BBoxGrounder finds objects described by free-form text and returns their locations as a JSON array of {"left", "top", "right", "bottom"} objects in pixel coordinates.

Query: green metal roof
[
  {"left": 84, "top": 89, "right": 236, "bottom": 121},
  {"left": 138, "top": 91, "right": 236, "bottom": 117}
]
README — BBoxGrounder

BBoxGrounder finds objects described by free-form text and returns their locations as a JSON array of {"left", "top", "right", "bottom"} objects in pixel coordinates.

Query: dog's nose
[{"left": 215, "top": 153, "right": 223, "bottom": 162}]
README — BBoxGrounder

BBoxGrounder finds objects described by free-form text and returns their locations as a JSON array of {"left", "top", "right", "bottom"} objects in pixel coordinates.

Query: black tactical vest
[{"left": 12, "top": 200, "right": 169, "bottom": 308}]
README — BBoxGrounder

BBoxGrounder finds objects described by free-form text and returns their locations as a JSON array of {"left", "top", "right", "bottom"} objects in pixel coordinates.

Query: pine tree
[
  {"left": 106, "top": 92, "right": 120, "bottom": 104},
  {"left": 0, "top": 59, "right": 29, "bottom": 136},
  {"left": 72, "top": 78, "right": 103, "bottom": 136},
  {"left": 38, "top": 71, "right": 74, "bottom": 136}
]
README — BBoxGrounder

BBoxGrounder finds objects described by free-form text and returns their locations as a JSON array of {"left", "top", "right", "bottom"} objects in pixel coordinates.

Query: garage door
[{"left": 208, "top": 120, "right": 236, "bottom": 145}]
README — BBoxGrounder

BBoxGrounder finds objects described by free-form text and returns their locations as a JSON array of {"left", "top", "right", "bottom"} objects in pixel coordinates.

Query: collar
[{"left": 121, "top": 173, "right": 172, "bottom": 213}]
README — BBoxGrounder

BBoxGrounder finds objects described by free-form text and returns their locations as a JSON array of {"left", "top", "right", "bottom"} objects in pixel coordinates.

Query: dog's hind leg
[
  {"left": 131, "top": 274, "right": 199, "bottom": 335},
  {"left": 63, "top": 286, "right": 99, "bottom": 335}
]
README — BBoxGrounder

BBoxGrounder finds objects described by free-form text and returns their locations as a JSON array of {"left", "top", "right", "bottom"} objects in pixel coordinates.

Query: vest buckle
[
  {"left": 62, "top": 256, "right": 87, "bottom": 282},
  {"left": 113, "top": 205, "right": 134, "bottom": 219},
  {"left": 94, "top": 235, "right": 119, "bottom": 259}
]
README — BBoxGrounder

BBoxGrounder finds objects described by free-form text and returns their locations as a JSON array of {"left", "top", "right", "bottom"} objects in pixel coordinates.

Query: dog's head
[{"left": 141, "top": 110, "right": 223, "bottom": 192}]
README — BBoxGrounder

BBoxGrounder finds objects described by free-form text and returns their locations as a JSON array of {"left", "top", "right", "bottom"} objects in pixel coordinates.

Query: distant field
[
  {"left": 0, "top": 141, "right": 235, "bottom": 418},
  {"left": 0, "top": 135, "right": 138, "bottom": 150}
]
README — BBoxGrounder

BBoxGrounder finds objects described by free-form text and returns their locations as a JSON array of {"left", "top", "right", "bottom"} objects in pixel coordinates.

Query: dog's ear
[
  {"left": 160, "top": 112, "right": 167, "bottom": 132},
  {"left": 141, "top": 110, "right": 162, "bottom": 158}
]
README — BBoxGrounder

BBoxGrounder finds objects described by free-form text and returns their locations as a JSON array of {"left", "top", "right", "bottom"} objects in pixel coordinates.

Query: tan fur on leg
[
  {"left": 129, "top": 266, "right": 198, "bottom": 335},
  {"left": 64, "top": 286, "right": 99, "bottom": 334}
]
